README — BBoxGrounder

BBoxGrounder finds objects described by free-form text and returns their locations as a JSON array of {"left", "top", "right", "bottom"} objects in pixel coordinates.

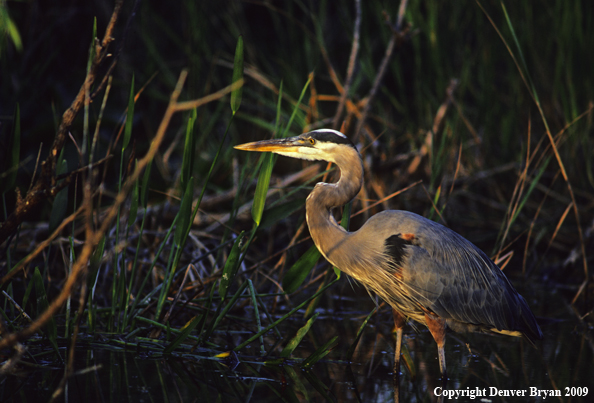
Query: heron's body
[
  {"left": 311, "top": 208, "right": 540, "bottom": 339},
  {"left": 235, "top": 129, "right": 542, "bottom": 380}
]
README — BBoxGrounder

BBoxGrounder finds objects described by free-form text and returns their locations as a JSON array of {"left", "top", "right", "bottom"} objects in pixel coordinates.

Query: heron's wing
[
  {"left": 353, "top": 210, "right": 541, "bottom": 341},
  {"left": 401, "top": 230, "right": 541, "bottom": 340}
]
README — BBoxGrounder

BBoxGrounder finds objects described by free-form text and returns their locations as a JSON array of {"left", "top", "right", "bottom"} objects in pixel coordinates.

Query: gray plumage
[{"left": 235, "top": 129, "right": 542, "bottom": 378}]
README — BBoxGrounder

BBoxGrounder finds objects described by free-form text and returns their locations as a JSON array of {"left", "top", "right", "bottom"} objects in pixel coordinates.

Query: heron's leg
[
  {"left": 424, "top": 312, "right": 448, "bottom": 381},
  {"left": 393, "top": 310, "right": 406, "bottom": 403},
  {"left": 392, "top": 310, "right": 406, "bottom": 380}
]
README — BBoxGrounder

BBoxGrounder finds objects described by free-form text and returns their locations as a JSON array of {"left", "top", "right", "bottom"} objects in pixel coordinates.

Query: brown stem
[
  {"left": 0, "top": 0, "right": 125, "bottom": 246},
  {"left": 332, "top": 0, "right": 362, "bottom": 130},
  {"left": 0, "top": 70, "right": 241, "bottom": 351},
  {"left": 354, "top": 0, "right": 409, "bottom": 139}
]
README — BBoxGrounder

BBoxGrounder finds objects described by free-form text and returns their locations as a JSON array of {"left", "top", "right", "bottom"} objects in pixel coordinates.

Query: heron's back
[{"left": 345, "top": 210, "right": 542, "bottom": 343}]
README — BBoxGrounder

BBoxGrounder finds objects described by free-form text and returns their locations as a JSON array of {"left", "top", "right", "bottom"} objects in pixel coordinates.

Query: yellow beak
[{"left": 234, "top": 138, "right": 302, "bottom": 154}]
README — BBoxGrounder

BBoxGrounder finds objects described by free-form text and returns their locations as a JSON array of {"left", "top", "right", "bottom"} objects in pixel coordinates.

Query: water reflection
[{"left": 2, "top": 292, "right": 592, "bottom": 402}]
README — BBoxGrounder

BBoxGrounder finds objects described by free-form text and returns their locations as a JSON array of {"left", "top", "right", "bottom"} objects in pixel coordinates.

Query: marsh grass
[{"left": 0, "top": 1, "right": 593, "bottom": 401}]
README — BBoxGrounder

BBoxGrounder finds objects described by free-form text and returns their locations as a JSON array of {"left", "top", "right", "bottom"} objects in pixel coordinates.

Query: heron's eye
[{"left": 309, "top": 138, "right": 315, "bottom": 145}]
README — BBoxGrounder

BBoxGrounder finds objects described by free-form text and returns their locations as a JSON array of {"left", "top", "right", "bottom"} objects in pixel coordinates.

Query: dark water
[{"left": 2, "top": 285, "right": 593, "bottom": 402}]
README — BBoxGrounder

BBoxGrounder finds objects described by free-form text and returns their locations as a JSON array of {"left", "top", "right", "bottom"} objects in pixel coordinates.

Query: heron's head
[{"left": 234, "top": 129, "right": 356, "bottom": 164}]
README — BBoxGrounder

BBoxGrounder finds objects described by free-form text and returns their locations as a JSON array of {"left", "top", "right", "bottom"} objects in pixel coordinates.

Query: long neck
[{"left": 305, "top": 148, "right": 363, "bottom": 266}]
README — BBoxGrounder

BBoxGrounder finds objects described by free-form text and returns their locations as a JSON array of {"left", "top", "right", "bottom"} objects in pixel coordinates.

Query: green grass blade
[
  {"left": 236, "top": 112, "right": 278, "bottom": 133},
  {"left": 48, "top": 157, "right": 68, "bottom": 233},
  {"left": 218, "top": 231, "right": 245, "bottom": 300},
  {"left": 21, "top": 270, "right": 35, "bottom": 313},
  {"left": 128, "top": 214, "right": 178, "bottom": 322},
  {"left": 304, "top": 268, "right": 338, "bottom": 320},
  {"left": 281, "top": 74, "right": 311, "bottom": 138},
  {"left": 181, "top": 109, "right": 197, "bottom": 192},
  {"left": 122, "top": 200, "right": 148, "bottom": 331},
  {"left": 174, "top": 177, "right": 194, "bottom": 247},
  {"left": 33, "top": 267, "right": 58, "bottom": 352},
  {"left": 500, "top": 2, "right": 552, "bottom": 135},
  {"left": 340, "top": 201, "right": 352, "bottom": 231},
  {"left": 251, "top": 152, "right": 274, "bottom": 226},
  {"left": 123, "top": 74, "right": 135, "bottom": 151},
  {"left": 259, "top": 199, "right": 304, "bottom": 229},
  {"left": 194, "top": 282, "right": 217, "bottom": 344},
  {"left": 234, "top": 277, "right": 339, "bottom": 352},
  {"left": 127, "top": 161, "right": 139, "bottom": 228},
  {"left": 302, "top": 368, "right": 334, "bottom": 401},
  {"left": 203, "top": 281, "right": 249, "bottom": 341},
  {"left": 230, "top": 35, "right": 244, "bottom": 114},
  {"left": 155, "top": 244, "right": 179, "bottom": 321},
  {"left": 156, "top": 177, "right": 194, "bottom": 321},
  {"left": 284, "top": 366, "right": 309, "bottom": 402},
  {"left": 301, "top": 336, "right": 338, "bottom": 368},
  {"left": 501, "top": 3, "right": 534, "bottom": 95},
  {"left": 89, "top": 236, "right": 105, "bottom": 286},
  {"left": 163, "top": 316, "right": 200, "bottom": 354},
  {"left": 140, "top": 159, "right": 152, "bottom": 208},
  {"left": 1, "top": 8, "right": 22, "bottom": 51},
  {"left": 280, "top": 312, "right": 319, "bottom": 358},
  {"left": 188, "top": 109, "right": 236, "bottom": 234},
  {"left": 282, "top": 245, "right": 320, "bottom": 294},
  {"left": 430, "top": 186, "right": 442, "bottom": 220},
  {"left": 274, "top": 81, "right": 283, "bottom": 136},
  {"left": 112, "top": 70, "right": 128, "bottom": 330},
  {"left": 346, "top": 307, "right": 376, "bottom": 360},
  {"left": 511, "top": 157, "right": 550, "bottom": 224},
  {"left": 250, "top": 76, "right": 311, "bottom": 225},
  {"left": 246, "top": 279, "right": 266, "bottom": 355},
  {"left": 88, "top": 236, "right": 105, "bottom": 332}
]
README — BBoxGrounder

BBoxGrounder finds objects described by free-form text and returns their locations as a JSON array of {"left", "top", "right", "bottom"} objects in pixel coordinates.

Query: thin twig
[
  {"left": 477, "top": 0, "right": 588, "bottom": 296},
  {"left": 350, "top": 180, "right": 422, "bottom": 218},
  {"left": 354, "top": 0, "right": 409, "bottom": 139},
  {"left": 90, "top": 0, "right": 143, "bottom": 100},
  {"left": 173, "top": 79, "right": 243, "bottom": 112},
  {"left": 0, "top": 71, "right": 241, "bottom": 350},
  {"left": 0, "top": 205, "right": 84, "bottom": 286},
  {"left": 0, "top": 0, "right": 125, "bottom": 245},
  {"left": 332, "top": 0, "right": 362, "bottom": 130}
]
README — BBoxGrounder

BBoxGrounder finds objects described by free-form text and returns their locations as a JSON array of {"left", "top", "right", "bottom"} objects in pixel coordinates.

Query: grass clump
[{"left": 0, "top": 1, "right": 593, "bottom": 401}]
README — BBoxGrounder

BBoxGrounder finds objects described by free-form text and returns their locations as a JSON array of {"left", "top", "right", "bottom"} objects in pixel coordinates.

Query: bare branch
[
  {"left": 0, "top": 69, "right": 242, "bottom": 350},
  {"left": 354, "top": 0, "right": 410, "bottom": 140},
  {"left": 332, "top": 0, "right": 362, "bottom": 130},
  {"left": 0, "top": 0, "right": 126, "bottom": 245}
]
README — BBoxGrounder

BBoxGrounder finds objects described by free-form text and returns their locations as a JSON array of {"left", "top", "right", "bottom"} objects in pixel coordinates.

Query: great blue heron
[{"left": 235, "top": 129, "right": 542, "bottom": 380}]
